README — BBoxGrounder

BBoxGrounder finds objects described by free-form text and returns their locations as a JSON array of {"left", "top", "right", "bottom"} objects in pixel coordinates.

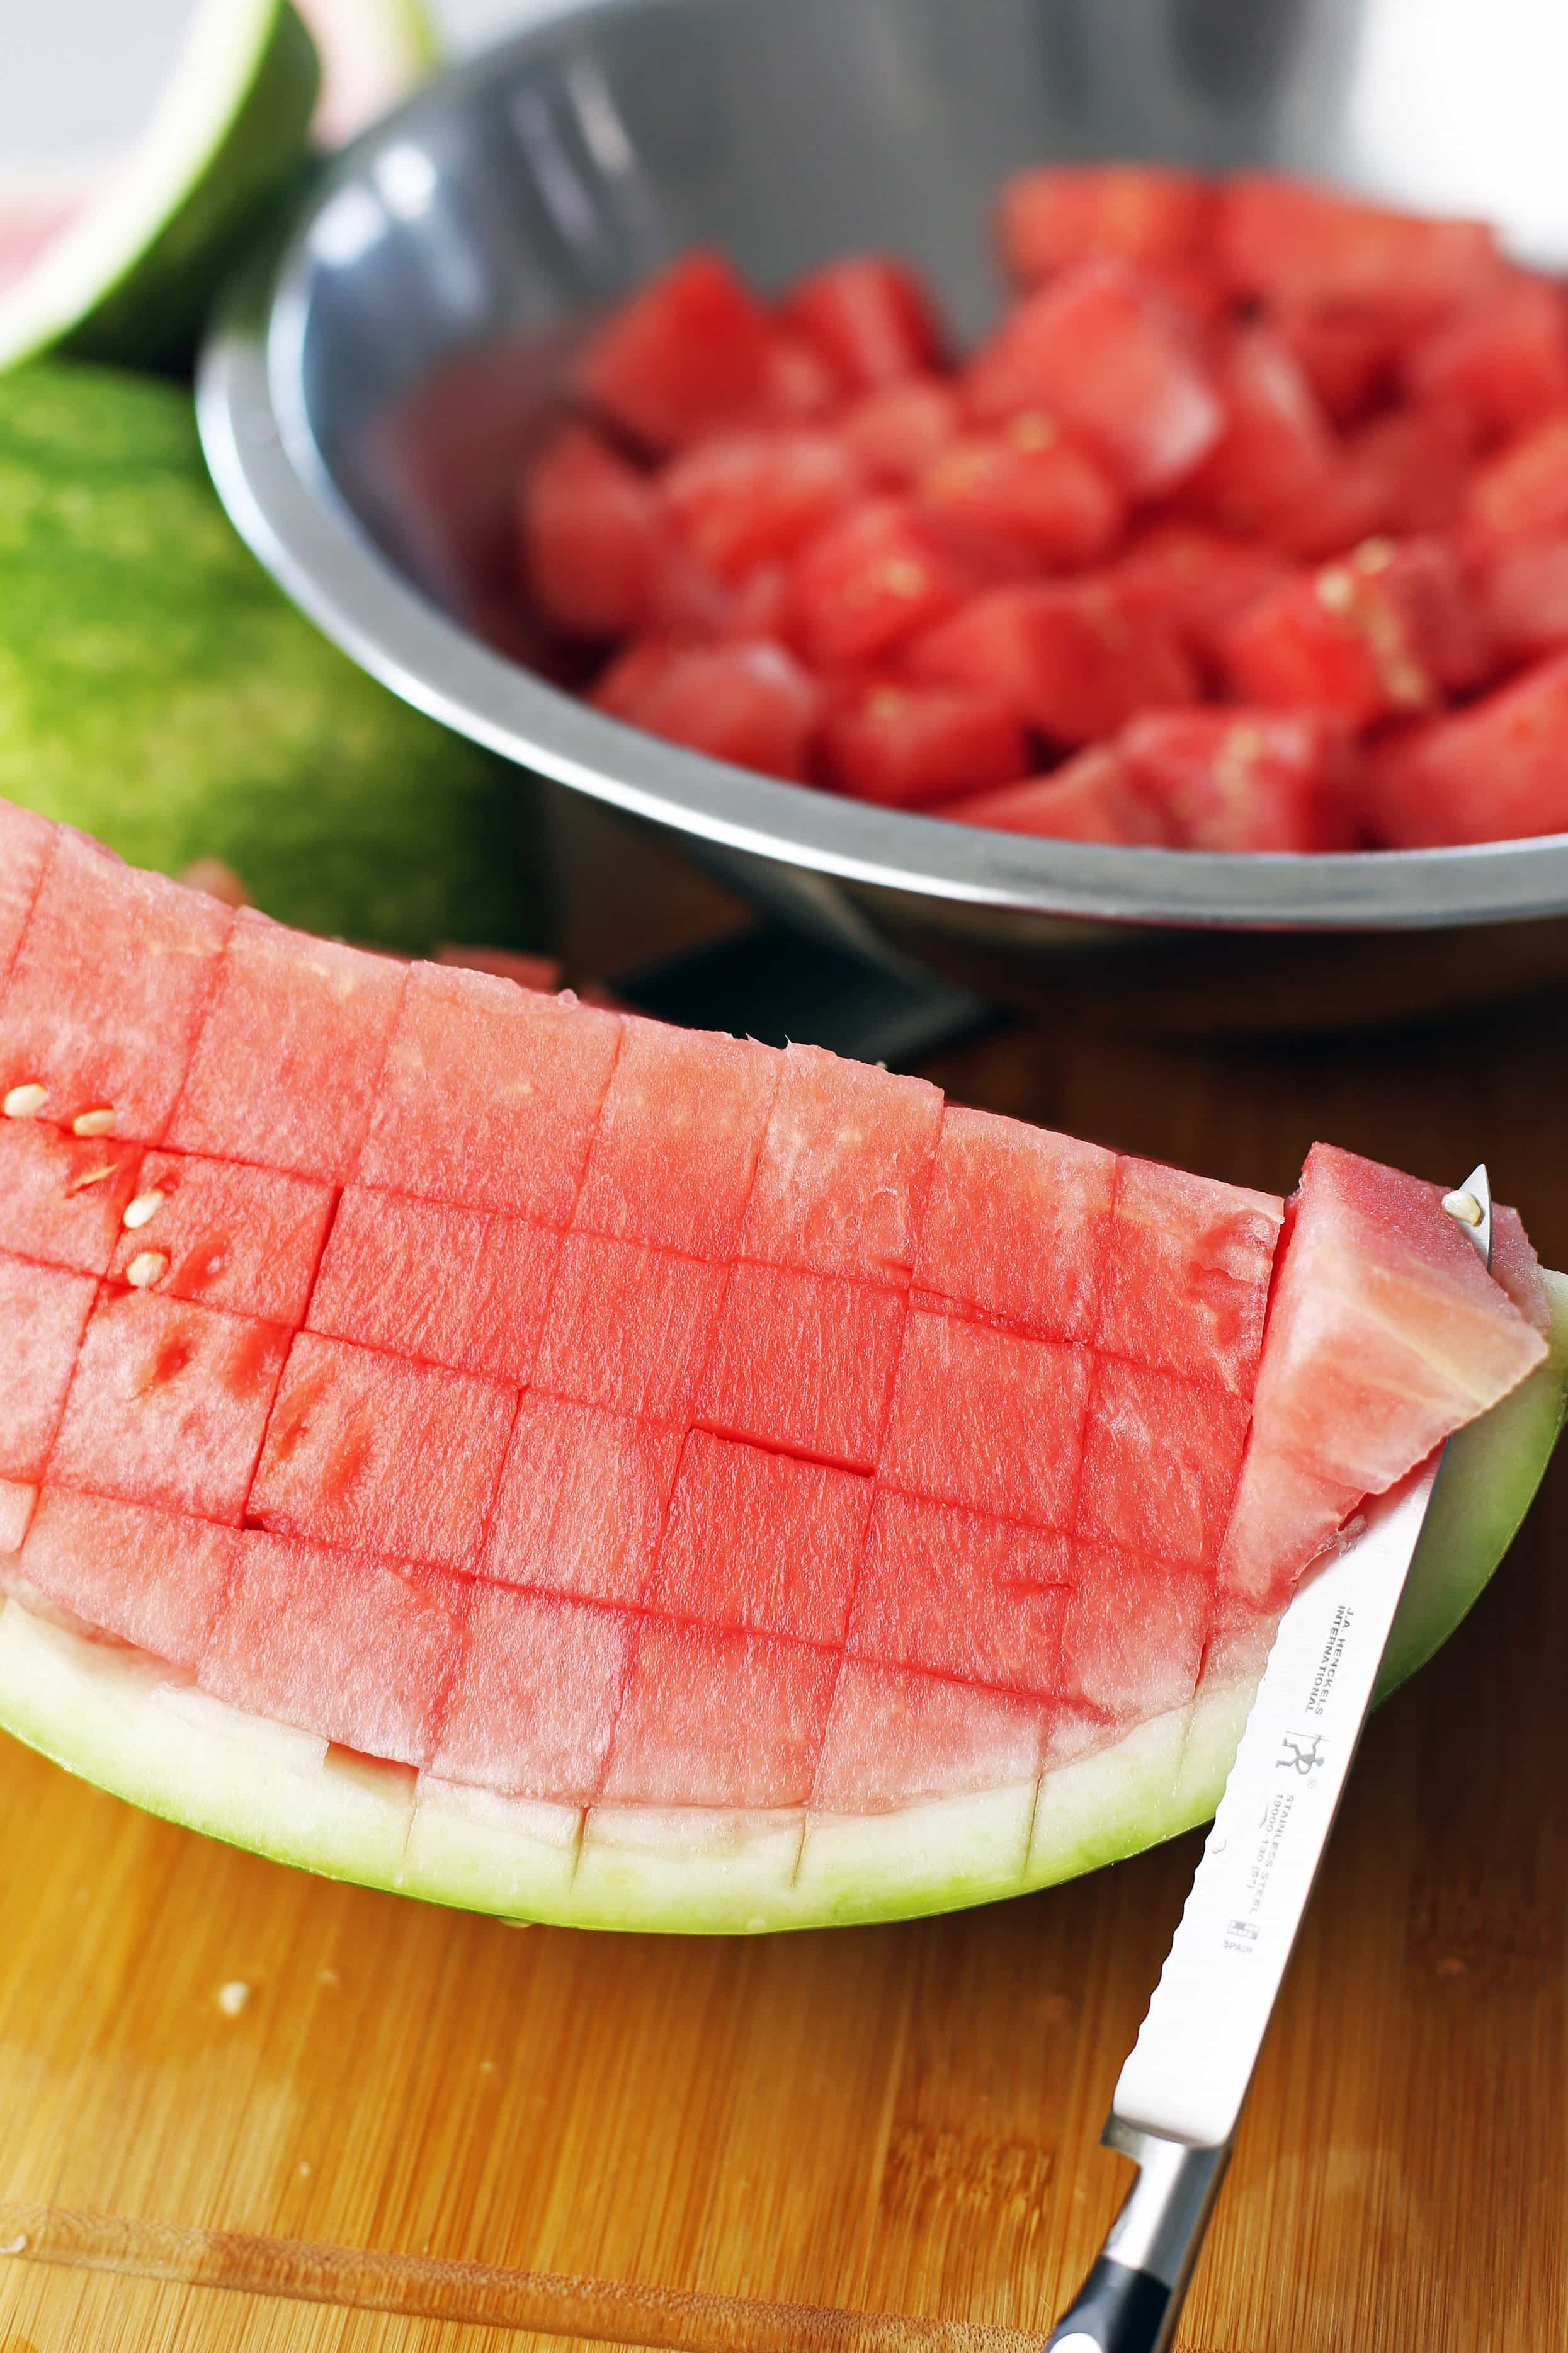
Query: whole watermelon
[{"left": 0, "top": 360, "right": 543, "bottom": 952}]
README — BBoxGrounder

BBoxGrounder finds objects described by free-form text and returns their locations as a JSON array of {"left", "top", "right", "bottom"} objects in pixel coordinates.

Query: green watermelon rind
[
  {"left": 0, "top": 1, "right": 320, "bottom": 374},
  {"left": 0, "top": 1275, "right": 1562, "bottom": 1934}
]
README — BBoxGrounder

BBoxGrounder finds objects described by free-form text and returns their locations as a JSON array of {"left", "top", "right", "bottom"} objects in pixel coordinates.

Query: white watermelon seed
[
  {"left": 3, "top": 1083, "right": 47, "bottom": 1119},
  {"left": 72, "top": 1107, "right": 115, "bottom": 1137},
  {"left": 122, "top": 1190, "right": 166, "bottom": 1230},
  {"left": 1441, "top": 1187, "right": 1484, "bottom": 1228},
  {"left": 125, "top": 1251, "right": 169, "bottom": 1289},
  {"left": 216, "top": 1980, "right": 252, "bottom": 2017},
  {"left": 67, "top": 1163, "right": 118, "bottom": 1195}
]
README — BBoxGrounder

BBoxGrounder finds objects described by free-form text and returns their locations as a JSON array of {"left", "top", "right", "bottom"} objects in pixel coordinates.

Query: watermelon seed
[
  {"left": 2, "top": 1083, "right": 47, "bottom": 1119},
  {"left": 122, "top": 1190, "right": 167, "bottom": 1231},
  {"left": 125, "top": 1250, "right": 169, "bottom": 1289},
  {"left": 72, "top": 1107, "right": 115, "bottom": 1137},
  {"left": 216, "top": 1980, "right": 252, "bottom": 2017},
  {"left": 1441, "top": 1187, "right": 1484, "bottom": 1227},
  {"left": 0, "top": 2233, "right": 28, "bottom": 2256},
  {"left": 1315, "top": 566, "right": 1355, "bottom": 616}
]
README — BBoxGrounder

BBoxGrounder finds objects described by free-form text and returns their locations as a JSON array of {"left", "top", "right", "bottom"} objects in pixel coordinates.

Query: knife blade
[{"left": 1044, "top": 1165, "right": 1493, "bottom": 2353}]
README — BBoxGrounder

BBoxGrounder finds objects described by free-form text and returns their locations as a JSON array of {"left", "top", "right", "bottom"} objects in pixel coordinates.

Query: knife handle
[{"left": 1045, "top": 2130, "right": 1229, "bottom": 2353}]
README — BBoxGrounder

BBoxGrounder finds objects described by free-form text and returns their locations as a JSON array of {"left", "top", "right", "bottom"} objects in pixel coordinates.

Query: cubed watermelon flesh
[{"left": 0, "top": 811, "right": 1559, "bottom": 1932}]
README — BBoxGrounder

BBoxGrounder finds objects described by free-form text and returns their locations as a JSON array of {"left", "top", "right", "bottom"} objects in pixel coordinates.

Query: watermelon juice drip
[{"left": 0, "top": 800, "right": 1548, "bottom": 1826}]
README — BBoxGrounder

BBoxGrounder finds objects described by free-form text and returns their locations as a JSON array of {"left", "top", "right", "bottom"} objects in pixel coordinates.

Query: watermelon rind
[
  {"left": 0, "top": 360, "right": 543, "bottom": 952},
  {"left": 0, "top": 1276, "right": 1560, "bottom": 1934},
  {"left": 0, "top": 1, "right": 319, "bottom": 374}
]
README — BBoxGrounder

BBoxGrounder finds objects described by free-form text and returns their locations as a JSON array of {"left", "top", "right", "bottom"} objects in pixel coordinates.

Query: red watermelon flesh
[
  {"left": 168, "top": 911, "right": 405, "bottom": 1184},
  {"left": 0, "top": 802, "right": 50, "bottom": 989},
  {"left": 0, "top": 1119, "right": 141, "bottom": 1274},
  {"left": 0, "top": 804, "right": 1550, "bottom": 1830},
  {"left": 106, "top": 1151, "right": 334, "bottom": 1326},
  {"left": 1219, "top": 1143, "right": 1548, "bottom": 1608}
]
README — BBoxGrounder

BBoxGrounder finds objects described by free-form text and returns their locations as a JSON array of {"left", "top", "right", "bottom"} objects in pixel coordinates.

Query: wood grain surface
[{"left": 3, "top": 835, "right": 1565, "bottom": 2353}]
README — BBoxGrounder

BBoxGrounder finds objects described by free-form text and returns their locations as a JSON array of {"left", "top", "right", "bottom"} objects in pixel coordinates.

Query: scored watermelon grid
[{"left": 0, "top": 874, "right": 1283, "bottom": 1806}]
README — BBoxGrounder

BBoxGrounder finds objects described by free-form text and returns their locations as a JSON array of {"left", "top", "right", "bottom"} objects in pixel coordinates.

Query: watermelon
[{"left": 0, "top": 806, "right": 1560, "bottom": 1932}]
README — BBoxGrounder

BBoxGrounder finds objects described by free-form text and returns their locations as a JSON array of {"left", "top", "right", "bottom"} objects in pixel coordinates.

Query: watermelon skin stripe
[{"left": 0, "top": 1276, "right": 1559, "bottom": 1932}]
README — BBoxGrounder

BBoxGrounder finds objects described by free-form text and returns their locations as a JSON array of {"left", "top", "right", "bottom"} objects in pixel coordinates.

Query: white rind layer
[{"left": 0, "top": 1275, "right": 1561, "bottom": 1934}]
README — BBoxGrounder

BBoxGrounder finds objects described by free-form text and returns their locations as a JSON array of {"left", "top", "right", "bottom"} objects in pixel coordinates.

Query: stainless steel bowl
[{"left": 199, "top": 0, "right": 1568, "bottom": 1028}]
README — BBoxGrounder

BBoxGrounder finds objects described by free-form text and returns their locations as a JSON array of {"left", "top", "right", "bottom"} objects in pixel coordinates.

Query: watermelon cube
[
  {"left": 1365, "top": 654, "right": 1568, "bottom": 846},
  {"left": 1178, "top": 323, "right": 1339, "bottom": 539},
  {"left": 576, "top": 252, "right": 775, "bottom": 452},
  {"left": 17, "top": 1489, "right": 236, "bottom": 1667},
  {"left": 0, "top": 801, "right": 50, "bottom": 988},
  {"left": 839, "top": 379, "right": 962, "bottom": 486},
  {"left": 996, "top": 163, "right": 1213, "bottom": 287},
  {"left": 482, "top": 1394, "right": 681, "bottom": 1604},
  {"left": 695, "top": 1263, "right": 906, "bottom": 1473},
  {"left": 573, "top": 1018, "right": 778, "bottom": 1259},
  {"left": 249, "top": 1332, "right": 516, "bottom": 1568},
  {"left": 1276, "top": 405, "right": 1470, "bottom": 558},
  {"left": 812, "top": 1660, "right": 1048, "bottom": 1809},
  {"left": 1221, "top": 536, "right": 1487, "bottom": 727},
  {"left": 847, "top": 1488, "right": 1070, "bottom": 1695},
  {"left": 307, "top": 1188, "right": 560, "bottom": 1386},
  {"left": 645, "top": 1431, "right": 873, "bottom": 1644},
  {"left": 0, "top": 1119, "right": 140, "bottom": 1273},
  {"left": 1059, "top": 1543, "right": 1210, "bottom": 1721},
  {"left": 435, "top": 1583, "right": 634, "bottom": 1803},
  {"left": 1404, "top": 276, "right": 1568, "bottom": 443},
  {"left": 940, "top": 747, "right": 1176, "bottom": 846},
  {"left": 963, "top": 260, "right": 1223, "bottom": 496},
  {"left": 1273, "top": 305, "right": 1403, "bottom": 426},
  {"left": 51, "top": 1288, "right": 290, "bottom": 1524},
  {"left": 918, "top": 416, "right": 1125, "bottom": 568},
  {"left": 1220, "top": 1144, "right": 1547, "bottom": 1607},
  {"left": 202, "top": 1532, "right": 462, "bottom": 1765},
  {"left": 1116, "top": 710, "right": 1360, "bottom": 853},
  {"left": 593, "top": 639, "right": 822, "bottom": 782},
  {"left": 1077, "top": 1355, "right": 1251, "bottom": 1572},
  {"left": 358, "top": 963, "right": 621, "bottom": 1224},
  {"left": 532, "top": 1233, "right": 728, "bottom": 1423},
  {"left": 167, "top": 910, "right": 406, "bottom": 1185},
  {"left": 758, "top": 329, "right": 840, "bottom": 424},
  {"left": 520, "top": 423, "right": 661, "bottom": 640},
  {"left": 1214, "top": 174, "right": 1502, "bottom": 326},
  {"left": 914, "top": 1106, "right": 1116, "bottom": 1343},
  {"left": 1, "top": 828, "right": 230, "bottom": 1142},
  {"left": 1111, "top": 525, "right": 1292, "bottom": 673},
  {"left": 1469, "top": 535, "right": 1568, "bottom": 667},
  {"left": 660, "top": 430, "right": 863, "bottom": 580},
  {"left": 601, "top": 1619, "right": 838, "bottom": 1807},
  {"left": 907, "top": 578, "right": 1198, "bottom": 745},
  {"left": 1465, "top": 413, "right": 1568, "bottom": 542},
  {"left": 783, "top": 255, "right": 944, "bottom": 393},
  {"left": 738, "top": 1042, "right": 943, "bottom": 1288},
  {"left": 784, "top": 498, "right": 972, "bottom": 668},
  {"left": 1094, "top": 1156, "right": 1282, "bottom": 1394},
  {"left": 882, "top": 1310, "right": 1090, "bottom": 1530},
  {"left": 0, "top": 1253, "right": 96, "bottom": 1481},
  {"left": 106, "top": 1151, "right": 334, "bottom": 1326},
  {"left": 820, "top": 679, "right": 1031, "bottom": 809}
]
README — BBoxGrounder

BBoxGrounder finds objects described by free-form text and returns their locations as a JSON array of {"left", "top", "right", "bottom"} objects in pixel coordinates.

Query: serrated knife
[{"left": 1045, "top": 1165, "right": 1494, "bottom": 2353}]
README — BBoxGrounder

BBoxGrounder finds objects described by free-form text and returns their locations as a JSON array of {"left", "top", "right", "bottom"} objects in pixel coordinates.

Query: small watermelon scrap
[{"left": 0, "top": 809, "right": 1560, "bottom": 1934}]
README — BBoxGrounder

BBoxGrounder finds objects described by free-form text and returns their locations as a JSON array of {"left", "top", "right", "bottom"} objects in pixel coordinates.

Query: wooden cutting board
[{"left": 3, "top": 865, "right": 1564, "bottom": 2352}]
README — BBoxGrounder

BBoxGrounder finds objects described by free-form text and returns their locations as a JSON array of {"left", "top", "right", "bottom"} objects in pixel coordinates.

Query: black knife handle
[
  {"left": 1044, "top": 2255, "right": 1174, "bottom": 2352},
  {"left": 1043, "top": 2129, "right": 1230, "bottom": 2353}
]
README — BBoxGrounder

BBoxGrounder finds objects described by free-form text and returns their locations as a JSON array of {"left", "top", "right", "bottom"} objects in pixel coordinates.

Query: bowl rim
[{"left": 196, "top": 4, "right": 1568, "bottom": 937}]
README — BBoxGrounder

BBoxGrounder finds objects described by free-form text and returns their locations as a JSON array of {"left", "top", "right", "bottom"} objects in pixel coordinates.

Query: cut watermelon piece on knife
[{"left": 0, "top": 805, "right": 1561, "bottom": 1932}]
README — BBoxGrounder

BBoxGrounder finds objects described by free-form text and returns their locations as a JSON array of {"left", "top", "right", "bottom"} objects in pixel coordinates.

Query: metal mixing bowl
[{"left": 199, "top": 0, "right": 1568, "bottom": 1027}]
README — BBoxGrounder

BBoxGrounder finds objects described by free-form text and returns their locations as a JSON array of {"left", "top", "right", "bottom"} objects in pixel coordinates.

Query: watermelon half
[{"left": 0, "top": 801, "right": 1561, "bottom": 1932}]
